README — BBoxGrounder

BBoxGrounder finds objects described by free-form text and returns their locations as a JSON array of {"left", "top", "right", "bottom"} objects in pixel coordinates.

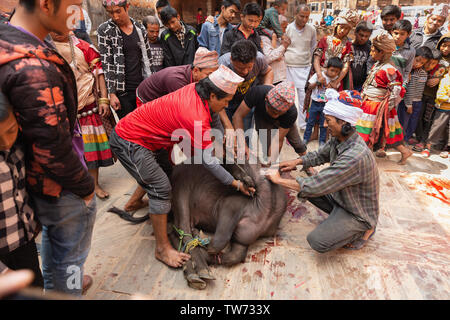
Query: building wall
[{"left": 0, "top": 0, "right": 17, "bottom": 13}]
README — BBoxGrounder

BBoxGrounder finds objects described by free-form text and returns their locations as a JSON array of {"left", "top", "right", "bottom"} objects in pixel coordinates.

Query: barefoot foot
[
  {"left": 95, "top": 186, "right": 109, "bottom": 200},
  {"left": 155, "top": 246, "right": 190, "bottom": 268},
  {"left": 375, "top": 149, "right": 387, "bottom": 158},
  {"left": 398, "top": 149, "right": 412, "bottom": 165}
]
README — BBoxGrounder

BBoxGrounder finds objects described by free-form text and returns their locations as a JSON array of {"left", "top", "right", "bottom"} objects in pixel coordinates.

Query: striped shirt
[
  {"left": 297, "top": 132, "right": 380, "bottom": 228},
  {"left": 404, "top": 68, "right": 428, "bottom": 106}
]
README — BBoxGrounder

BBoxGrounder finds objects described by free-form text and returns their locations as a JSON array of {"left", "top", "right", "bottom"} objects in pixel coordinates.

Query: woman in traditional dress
[
  {"left": 312, "top": 9, "right": 358, "bottom": 91},
  {"left": 302, "top": 9, "right": 358, "bottom": 138},
  {"left": 355, "top": 30, "right": 413, "bottom": 165},
  {"left": 51, "top": 32, "right": 115, "bottom": 199}
]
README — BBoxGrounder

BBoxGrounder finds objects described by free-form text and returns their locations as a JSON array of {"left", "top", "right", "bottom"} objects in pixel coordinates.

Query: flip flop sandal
[
  {"left": 412, "top": 143, "right": 424, "bottom": 152},
  {"left": 421, "top": 149, "right": 430, "bottom": 158},
  {"left": 343, "top": 228, "right": 376, "bottom": 250}
]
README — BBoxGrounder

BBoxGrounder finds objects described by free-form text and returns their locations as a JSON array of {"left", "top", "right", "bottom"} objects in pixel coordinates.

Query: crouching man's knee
[{"left": 307, "top": 231, "right": 332, "bottom": 253}]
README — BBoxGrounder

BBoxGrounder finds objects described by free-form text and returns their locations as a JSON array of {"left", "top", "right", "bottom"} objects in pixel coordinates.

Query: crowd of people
[{"left": 0, "top": 0, "right": 449, "bottom": 298}]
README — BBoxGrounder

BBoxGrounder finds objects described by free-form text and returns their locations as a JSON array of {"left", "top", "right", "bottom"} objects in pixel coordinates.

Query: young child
[
  {"left": 304, "top": 57, "right": 343, "bottom": 146},
  {"left": 398, "top": 46, "right": 433, "bottom": 144},
  {"left": 422, "top": 68, "right": 450, "bottom": 157},
  {"left": 413, "top": 38, "right": 449, "bottom": 151},
  {"left": 352, "top": 21, "right": 373, "bottom": 92},
  {"left": 391, "top": 20, "right": 416, "bottom": 90},
  {"left": 0, "top": 92, "right": 43, "bottom": 288}
]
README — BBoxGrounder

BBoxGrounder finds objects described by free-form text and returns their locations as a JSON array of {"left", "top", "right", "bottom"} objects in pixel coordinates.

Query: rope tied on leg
[{"left": 172, "top": 225, "right": 210, "bottom": 253}]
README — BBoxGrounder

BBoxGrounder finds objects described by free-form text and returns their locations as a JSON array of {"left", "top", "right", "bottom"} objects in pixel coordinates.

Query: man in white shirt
[{"left": 284, "top": 4, "right": 316, "bottom": 130}]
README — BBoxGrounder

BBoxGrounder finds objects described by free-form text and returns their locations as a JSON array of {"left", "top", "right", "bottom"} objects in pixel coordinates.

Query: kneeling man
[{"left": 266, "top": 89, "right": 379, "bottom": 252}]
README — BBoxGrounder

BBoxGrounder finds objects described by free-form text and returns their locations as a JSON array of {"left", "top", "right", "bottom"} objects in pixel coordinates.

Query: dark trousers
[
  {"left": 117, "top": 91, "right": 138, "bottom": 119},
  {"left": 306, "top": 195, "right": 368, "bottom": 253},
  {"left": 304, "top": 100, "right": 326, "bottom": 144},
  {"left": 397, "top": 100, "right": 422, "bottom": 142},
  {"left": 0, "top": 240, "right": 44, "bottom": 288},
  {"left": 415, "top": 95, "right": 435, "bottom": 143}
]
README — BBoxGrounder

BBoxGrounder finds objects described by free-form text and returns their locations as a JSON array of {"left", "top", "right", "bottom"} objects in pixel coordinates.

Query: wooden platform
[{"left": 83, "top": 140, "right": 450, "bottom": 300}]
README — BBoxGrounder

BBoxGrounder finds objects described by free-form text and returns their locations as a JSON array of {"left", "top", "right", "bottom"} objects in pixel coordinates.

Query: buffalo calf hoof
[
  {"left": 186, "top": 274, "right": 207, "bottom": 290},
  {"left": 198, "top": 269, "right": 216, "bottom": 280}
]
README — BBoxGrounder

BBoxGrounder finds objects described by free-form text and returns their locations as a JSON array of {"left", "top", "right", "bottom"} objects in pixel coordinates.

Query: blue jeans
[
  {"left": 398, "top": 100, "right": 422, "bottom": 141},
  {"left": 32, "top": 191, "right": 96, "bottom": 296},
  {"left": 304, "top": 100, "right": 326, "bottom": 144}
]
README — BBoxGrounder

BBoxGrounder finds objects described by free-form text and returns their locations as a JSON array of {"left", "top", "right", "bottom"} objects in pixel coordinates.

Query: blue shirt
[{"left": 197, "top": 16, "right": 233, "bottom": 55}]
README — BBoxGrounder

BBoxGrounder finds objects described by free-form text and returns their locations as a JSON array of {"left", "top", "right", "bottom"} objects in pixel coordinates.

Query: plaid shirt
[
  {"left": 175, "top": 23, "right": 186, "bottom": 49},
  {"left": 297, "top": 132, "right": 380, "bottom": 228},
  {"left": 97, "top": 18, "right": 152, "bottom": 94},
  {"left": 0, "top": 144, "right": 40, "bottom": 256}
]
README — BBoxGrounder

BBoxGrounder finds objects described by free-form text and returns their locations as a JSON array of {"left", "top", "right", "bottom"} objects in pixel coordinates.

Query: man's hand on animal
[
  {"left": 232, "top": 179, "right": 256, "bottom": 197},
  {"left": 264, "top": 168, "right": 282, "bottom": 183},
  {"left": 279, "top": 158, "right": 302, "bottom": 172}
]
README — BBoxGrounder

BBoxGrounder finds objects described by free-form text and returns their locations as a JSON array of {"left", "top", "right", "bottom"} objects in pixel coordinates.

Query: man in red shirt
[
  {"left": 109, "top": 65, "right": 255, "bottom": 268},
  {"left": 129, "top": 48, "right": 221, "bottom": 213}
]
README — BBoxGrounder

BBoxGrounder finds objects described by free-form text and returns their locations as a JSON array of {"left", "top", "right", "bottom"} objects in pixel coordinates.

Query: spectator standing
[
  {"left": 284, "top": 4, "right": 316, "bottom": 129},
  {"left": 413, "top": 49, "right": 444, "bottom": 151},
  {"left": 259, "top": 16, "right": 289, "bottom": 85},
  {"left": 220, "top": 2, "right": 264, "bottom": 55},
  {"left": 421, "top": 68, "right": 450, "bottom": 158},
  {"left": 0, "top": 0, "right": 96, "bottom": 295},
  {"left": 0, "top": 92, "right": 43, "bottom": 289},
  {"left": 370, "top": 5, "right": 402, "bottom": 39},
  {"left": 160, "top": 6, "right": 198, "bottom": 67},
  {"left": 155, "top": 0, "right": 170, "bottom": 36},
  {"left": 143, "top": 15, "right": 164, "bottom": 73},
  {"left": 196, "top": 8, "right": 206, "bottom": 33},
  {"left": 198, "top": 0, "right": 241, "bottom": 55},
  {"left": 352, "top": 21, "right": 373, "bottom": 92},
  {"left": 51, "top": 32, "right": 115, "bottom": 200},
  {"left": 304, "top": 57, "right": 343, "bottom": 146},
  {"left": 391, "top": 20, "right": 415, "bottom": 90},
  {"left": 355, "top": 31, "right": 412, "bottom": 165},
  {"left": 410, "top": 4, "right": 449, "bottom": 50},
  {"left": 74, "top": 4, "right": 92, "bottom": 44},
  {"left": 397, "top": 46, "right": 433, "bottom": 144},
  {"left": 97, "top": 0, "right": 152, "bottom": 119},
  {"left": 259, "top": 0, "right": 288, "bottom": 39}
]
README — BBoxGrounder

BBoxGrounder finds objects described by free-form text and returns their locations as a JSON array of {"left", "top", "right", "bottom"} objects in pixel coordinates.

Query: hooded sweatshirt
[{"left": 0, "top": 22, "right": 94, "bottom": 200}]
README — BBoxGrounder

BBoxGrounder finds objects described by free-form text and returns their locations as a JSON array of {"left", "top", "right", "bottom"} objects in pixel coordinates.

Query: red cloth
[
  {"left": 115, "top": 83, "right": 213, "bottom": 152},
  {"left": 316, "top": 36, "right": 353, "bottom": 67},
  {"left": 74, "top": 38, "right": 103, "bottom": 72}
]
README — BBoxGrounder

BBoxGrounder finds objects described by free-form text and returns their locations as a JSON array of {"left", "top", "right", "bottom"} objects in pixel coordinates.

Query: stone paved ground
[{"left": 82, "top": 137, "right": 450, "bottom": 300}]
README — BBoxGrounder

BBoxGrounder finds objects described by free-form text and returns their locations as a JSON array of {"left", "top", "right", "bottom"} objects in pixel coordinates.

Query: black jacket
[
  {"left": 0, "top": 22, "right": 94, "bottom": 199},
  {"left": 160, "top": 22, "right": 198, "bottom": 67},
  {"left": 410, "top": 27, "right": 443, "bottom": 50},
  {"left": 220, "top": 24, "right": 263, "bottom": 56}
]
